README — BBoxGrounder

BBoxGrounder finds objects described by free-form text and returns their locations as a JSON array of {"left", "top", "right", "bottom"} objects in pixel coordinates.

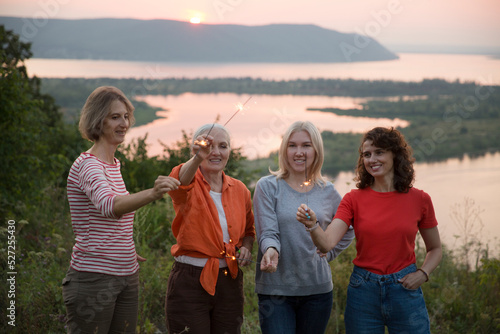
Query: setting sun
[{"left": 190, "top": 17, "right": 201, "bottom": 24}]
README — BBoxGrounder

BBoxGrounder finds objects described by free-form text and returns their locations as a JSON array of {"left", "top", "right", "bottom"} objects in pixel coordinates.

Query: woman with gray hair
[
  {"left": 254, "top": 121, "right": 355, "bottom": 334},
  {"left": 165, "top": 123, "right": 255, "bottom": 334}
]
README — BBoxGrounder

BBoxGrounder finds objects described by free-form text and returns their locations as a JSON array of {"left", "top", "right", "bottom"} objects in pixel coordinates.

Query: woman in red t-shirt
[{"left": 297, "top": 127, "right": 442, "bottom": 334}]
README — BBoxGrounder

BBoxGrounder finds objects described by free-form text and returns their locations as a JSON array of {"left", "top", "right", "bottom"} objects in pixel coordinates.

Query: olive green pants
[{"left": 62, "top": 267, "right": 139, "bottom": 334}]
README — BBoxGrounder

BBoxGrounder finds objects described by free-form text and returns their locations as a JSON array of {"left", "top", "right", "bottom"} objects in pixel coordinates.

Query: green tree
[{"left": 0, "top": 26, "right": 85, "bottom": 221}]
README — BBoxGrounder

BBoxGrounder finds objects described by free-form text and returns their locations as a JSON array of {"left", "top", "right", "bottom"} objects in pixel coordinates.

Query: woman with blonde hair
[{"left": 254, "top": 121, "right": 354, "bottom": 334}]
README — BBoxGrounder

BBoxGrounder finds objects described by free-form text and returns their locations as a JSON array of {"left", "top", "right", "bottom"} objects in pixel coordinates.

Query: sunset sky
[{"left": 1, "top": 0, "right": 500, "bottom": 53}]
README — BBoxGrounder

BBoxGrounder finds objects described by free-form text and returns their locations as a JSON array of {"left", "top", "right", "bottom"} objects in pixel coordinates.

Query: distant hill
[{"left": 0, "top": 16, "right": 398, "bottom": 63}]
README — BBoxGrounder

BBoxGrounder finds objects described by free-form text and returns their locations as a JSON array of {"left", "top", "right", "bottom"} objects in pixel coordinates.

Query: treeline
[
  {"left": 41, "top": 76, "right": 484, "bottom": 103},
  {"left": 41, "top": 76, "right": 485, "bottom": 124}
]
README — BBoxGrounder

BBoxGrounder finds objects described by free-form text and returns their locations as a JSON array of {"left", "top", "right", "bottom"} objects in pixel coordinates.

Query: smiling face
[
  {"left": 286, "top": 130, "right": 315, "bottom": 177},
  {"left": 100, "top": 100, "right": 130, "bottom": 146},
  {"left": 199, "top": 128, "right": 230, "bottom": 174},
  {"left": 361, "top": 140, "right": 395, "bottom": 180}
]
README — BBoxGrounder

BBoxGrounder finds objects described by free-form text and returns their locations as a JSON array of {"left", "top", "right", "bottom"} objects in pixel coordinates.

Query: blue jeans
[
  {"left": 258, "top": 291, "right": 333, "bottom": 334},
  {"left": 344, "top": 264, "right": 430, "bottom": 334}
]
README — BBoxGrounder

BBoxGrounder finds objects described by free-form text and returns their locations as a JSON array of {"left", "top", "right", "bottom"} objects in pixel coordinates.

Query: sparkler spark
[
  {"left": 223, "top": 96, "right": 252, "bottom": 127},
  {"left": 195, "top": 96, "right": 253, "bottom": 149}
]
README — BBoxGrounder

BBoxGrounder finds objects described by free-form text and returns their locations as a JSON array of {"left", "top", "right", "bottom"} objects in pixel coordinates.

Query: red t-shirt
[{"left": 334, "top": 187, "right": 438, "bottom": 275}]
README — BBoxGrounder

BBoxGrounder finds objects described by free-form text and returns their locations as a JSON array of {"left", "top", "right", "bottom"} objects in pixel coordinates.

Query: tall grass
[{"left": 2, "top": 187, "right": 499, "bottom": 333}]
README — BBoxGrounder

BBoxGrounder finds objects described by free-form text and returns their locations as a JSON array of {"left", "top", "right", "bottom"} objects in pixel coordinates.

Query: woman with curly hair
[{"left": 297, "top": 127, "right": 442, "bottom": 333}]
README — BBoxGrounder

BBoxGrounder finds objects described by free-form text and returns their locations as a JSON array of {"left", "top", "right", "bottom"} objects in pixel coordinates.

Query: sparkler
[
  {"left": 195, "top": 96, "right": 253, "bottom": 148},
  {"left": 220, "top": 248, "right": 261, "bottom": 266},
  {"left": 301, "top": 152, "right": 312, "bottom": 220},
  {"left": 220, "top": 250, "right": 261, "bottom": 277},
  {"left": 225, "top": 255, "right": 261, "bottom": 265}
]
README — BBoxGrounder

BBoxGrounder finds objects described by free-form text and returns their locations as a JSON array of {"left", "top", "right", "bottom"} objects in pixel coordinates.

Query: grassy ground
[{"left": 2, "top": 189, "right": 499, "bottom": 334}]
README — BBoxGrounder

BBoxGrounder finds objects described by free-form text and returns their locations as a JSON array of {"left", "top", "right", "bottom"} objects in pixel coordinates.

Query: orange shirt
[{"left": 168, "top": 164, "right": 255, "bottom": 295}]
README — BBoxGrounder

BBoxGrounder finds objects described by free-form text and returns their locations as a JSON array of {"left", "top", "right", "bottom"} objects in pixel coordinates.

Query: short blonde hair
[
  {"left": 271, "top": 121, "right": 326, "bottom": 185},
  {"left": 79, "top": 86, "right": 135, "bottom": 142}
]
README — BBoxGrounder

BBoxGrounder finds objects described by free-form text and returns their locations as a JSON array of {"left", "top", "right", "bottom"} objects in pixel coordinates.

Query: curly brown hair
[{"left": 354, "top": 127, "right": 415, "bottom": 193}]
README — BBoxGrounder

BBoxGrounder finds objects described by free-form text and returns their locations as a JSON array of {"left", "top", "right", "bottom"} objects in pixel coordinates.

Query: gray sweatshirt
[{"left": 254, "top": 175, "right": 355, "bottom": 296}]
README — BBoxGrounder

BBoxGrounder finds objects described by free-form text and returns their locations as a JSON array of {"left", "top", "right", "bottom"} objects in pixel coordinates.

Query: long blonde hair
[{"left": 271, "top": 121, "right": 326, "bottom": 185}]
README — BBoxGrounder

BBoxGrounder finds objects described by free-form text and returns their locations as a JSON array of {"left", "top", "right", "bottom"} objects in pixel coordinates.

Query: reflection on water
[
  {"left": 127, "top": 93, "right": 409, "bottom": 159},
  {"left": 333, "top": 152, "right": 500, "bottom": 256}
]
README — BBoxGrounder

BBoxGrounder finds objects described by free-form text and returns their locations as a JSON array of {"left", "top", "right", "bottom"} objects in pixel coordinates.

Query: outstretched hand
[
  {"left": 152, "top": 175, "right": 181, "bottom": 199},
  {"left": 193, "top": 135, "right": 214, "bottom": 160}
]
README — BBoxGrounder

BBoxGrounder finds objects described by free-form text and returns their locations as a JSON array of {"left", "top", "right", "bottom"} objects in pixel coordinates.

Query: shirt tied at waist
[{"left": 200, "top": 242, "right": 238, "bottom": 296}]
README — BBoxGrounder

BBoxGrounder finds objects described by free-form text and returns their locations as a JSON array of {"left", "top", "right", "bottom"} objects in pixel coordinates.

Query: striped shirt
[{"left": 67, "top": 152, "right": 138, "bottom": 276}]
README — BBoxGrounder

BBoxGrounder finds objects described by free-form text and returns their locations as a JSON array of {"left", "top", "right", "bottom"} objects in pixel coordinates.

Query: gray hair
[{"left": 192, "top": 123, "right": 231, "bottom": 147}]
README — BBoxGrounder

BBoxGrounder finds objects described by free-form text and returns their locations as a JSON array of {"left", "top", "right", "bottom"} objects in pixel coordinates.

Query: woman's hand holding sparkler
[
  {"left": 297, "top": 206, "right": 329, "bottom": 256},
  {"left": 260, "top": 247, "right": 279, "bottom": 273},
  {"left": 178, "top": 134, "right": 214, "bottom": 185},
  {"left": 193, "top": 135, "right": 214, "bottom": 159},
  {"left": 236, "top": 246, "right": 252, "bottom": 267},
  {"left": 296, "top": 204, "right": 317, "bottom": 229}
]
